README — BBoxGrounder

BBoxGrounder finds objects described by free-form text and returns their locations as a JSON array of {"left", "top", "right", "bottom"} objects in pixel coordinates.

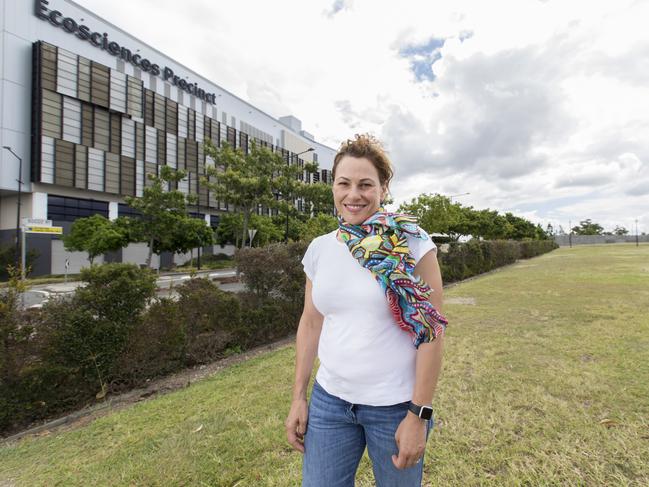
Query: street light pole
[
  {"left": 284, "top": 147, "right": 314, "bottom": 243},
  {"left": 3, "top": 146, "right": 23, "bottom": 269},
  {"left": 636, "top": 218, "right": 639, "bottom": 247},
  {"left": 448, "top": 192, "right": 470, "bottom": 202}
]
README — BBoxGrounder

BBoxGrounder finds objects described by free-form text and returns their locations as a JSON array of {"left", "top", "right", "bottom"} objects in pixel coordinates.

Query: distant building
[{"left": 0, "top": 0, "right": 336, "bottom": 275}]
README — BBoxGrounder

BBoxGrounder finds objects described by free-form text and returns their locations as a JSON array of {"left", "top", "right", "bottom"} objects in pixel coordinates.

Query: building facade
[{"left": 0, "top": 0, "right": 336, "bottom": 276}]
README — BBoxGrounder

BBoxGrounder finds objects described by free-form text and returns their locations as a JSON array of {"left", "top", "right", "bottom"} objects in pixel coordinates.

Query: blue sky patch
[{"left": 398, "top": 37, "right": 446, "bottom": 81}]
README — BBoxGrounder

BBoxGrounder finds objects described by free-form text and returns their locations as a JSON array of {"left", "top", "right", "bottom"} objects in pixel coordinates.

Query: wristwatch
[{"left": 408, "top": 402, "right": 433, "bottom": 420}]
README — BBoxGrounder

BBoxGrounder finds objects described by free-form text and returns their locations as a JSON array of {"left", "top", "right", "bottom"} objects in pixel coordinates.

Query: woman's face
[{"left": 333, "top": 156, "right": 387, "bottom": 225}]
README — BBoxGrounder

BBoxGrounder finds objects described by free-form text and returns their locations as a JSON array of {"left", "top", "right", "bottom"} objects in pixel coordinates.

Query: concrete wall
[{"left": 554, "top": 234, "right": 649, "bottom": 246}]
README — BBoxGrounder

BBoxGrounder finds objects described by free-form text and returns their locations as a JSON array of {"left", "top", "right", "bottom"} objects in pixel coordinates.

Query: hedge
[{"left": 0, "top": 238, "right": 555, "bottom": 436}]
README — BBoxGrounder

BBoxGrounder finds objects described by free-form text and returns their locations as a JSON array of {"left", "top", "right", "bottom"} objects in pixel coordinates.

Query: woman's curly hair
[{"left": 332, "top": 134, "right": 394, "bottom": 189}]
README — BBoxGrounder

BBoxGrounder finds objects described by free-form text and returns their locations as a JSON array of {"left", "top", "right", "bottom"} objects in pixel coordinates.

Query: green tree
[
  {"left": 572, "top": 219, "right": 604, "bottom": 236},
  {"left": 203, "top": 141, "right": 281, "bottom": 248},
  {"left": 301, "top": 181, "right": 335, "bottom": 216},
  {"left": 124, "top": 166, "right": 215, "bottom": 267},
  {"left": 298, "top": 213, "right": 339, "bottom": 242},
  {"left": 613, "top": 226, "right": 629, "bottom": 236},
  {"left": 398, "top": 193, "right": 466, "bottom": 240},
  {"left": 502, "top": 213, "right": 539, "bottom": 240},
  {"left": 62, "top": 214, "right": 127, "bottom": 264},
  {"left": 204, "top": 140, "right": 324, "bottom": 247}
]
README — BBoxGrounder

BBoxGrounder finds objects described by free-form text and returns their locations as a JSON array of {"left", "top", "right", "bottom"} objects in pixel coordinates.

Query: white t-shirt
[{"left": 302, "top": 227, "right": 437, "bottom": 406}]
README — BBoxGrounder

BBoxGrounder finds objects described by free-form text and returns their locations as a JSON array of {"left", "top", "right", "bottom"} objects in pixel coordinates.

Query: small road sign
[{"left": 24, "top": 226, "right": 63, "bottom": 234}]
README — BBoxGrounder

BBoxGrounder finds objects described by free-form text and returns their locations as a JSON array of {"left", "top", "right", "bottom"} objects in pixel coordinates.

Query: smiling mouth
[{"left": 344, "top": 204, "right": 367, "bottom": 212}]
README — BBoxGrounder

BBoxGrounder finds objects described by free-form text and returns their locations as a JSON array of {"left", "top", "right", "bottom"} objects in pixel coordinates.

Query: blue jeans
[{"left": 302, "top": 381, "right": 433, "bottom": 487}]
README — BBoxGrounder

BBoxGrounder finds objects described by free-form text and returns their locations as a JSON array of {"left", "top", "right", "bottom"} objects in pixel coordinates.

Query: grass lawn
[{"left": 1, "top": 244, "right": 648, "bottom": 486}]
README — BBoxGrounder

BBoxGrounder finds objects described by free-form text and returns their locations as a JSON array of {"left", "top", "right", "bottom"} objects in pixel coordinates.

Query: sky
[{"left": 76, "top": 0, "right": 649, "bottom": 234}]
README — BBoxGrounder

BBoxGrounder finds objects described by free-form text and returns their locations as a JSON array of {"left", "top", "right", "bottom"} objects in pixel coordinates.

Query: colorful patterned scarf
[{"left": 337, "top": 210, "right": 448, "bottom": 348}]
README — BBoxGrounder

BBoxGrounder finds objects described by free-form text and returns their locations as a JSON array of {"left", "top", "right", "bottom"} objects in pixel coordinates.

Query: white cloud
[{"left": 77, "top": 0, "right": 649, "bottom": 233}]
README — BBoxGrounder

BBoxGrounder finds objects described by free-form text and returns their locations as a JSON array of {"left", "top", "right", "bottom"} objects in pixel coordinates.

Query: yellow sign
[{"left": 25, "top": 226, "right": 63, "bottom": 234}]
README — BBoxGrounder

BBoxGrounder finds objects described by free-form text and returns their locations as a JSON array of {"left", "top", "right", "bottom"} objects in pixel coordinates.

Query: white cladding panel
[
  {"left": 62, "top": 97, "right": 81, "bottom": 144},
  {"left": 109, "top": 70, "right": 127, "bottom": 113},
  {"left": 195, "top": 113, "right": 204, "bottom": 143},
  {"left": 56, "top": 49, "right": 77, "bottom": 97},
  {"left": 87, "top": 148, "right": 105, "bottom": 192},
  {"left": 136, "top": 159, "right": 144, "bottom": 197},
  {"left": 145, "top": 126, "right": 157, "bottom": 164},
  {"left": 166, "top": 133, "right": 177, "bottom": 168},
  {"left": 121, "top": 117, "right": 136, "bottom": 158},
  {"left": 177, "top": 177, "right": 188, "bottom": 194},
  {"left": 178, "top": 105, "right": 188, "bottom": 138},
  {"left": 41, "top": 136, "right": 55, "bottom": 184}
]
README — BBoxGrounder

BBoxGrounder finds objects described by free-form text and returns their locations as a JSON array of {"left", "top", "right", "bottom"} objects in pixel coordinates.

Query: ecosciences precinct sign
[{"left": 35, "top": 0, "right": 217, "bottom": 104}]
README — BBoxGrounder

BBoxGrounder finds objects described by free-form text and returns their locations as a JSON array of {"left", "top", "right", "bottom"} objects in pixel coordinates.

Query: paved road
[{"left": 18, "top": 269, "right": 242, "bottom": 309}]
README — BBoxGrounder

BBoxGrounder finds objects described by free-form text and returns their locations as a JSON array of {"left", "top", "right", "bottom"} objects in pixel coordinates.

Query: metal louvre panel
[
  {"left": 188, "top": 171, "right": 198, "bottom": 195},
  {"left": 187, "top": 109, "right": 195, "bottom": 141},
  {"left": 157, "top": 131, "right": 166, "bottom": 165},
  {"left": 81, "top": 104, "right": 93, "bottom": 146},
  {"left": 219, "top": 123, "right": 227, "bottom": 147},
  {"left": 197, "top": 144, "right": 204, "bottom": 175},
  {"left": 135, "top": 122, "right": 145, "bottom": 161},
  {"left": 90, "top": 63, "right": 110, "bottom": 108},
  {"left": 199, "top": 185, "right": 208, "bottom": 207},
  {"left": 75, "top": 145, "right": 88, "bottom": 189},
  {"left": 145, "top": 126, "right": 157, "bottom": 164},
  {"left": 88, "top": 147, "right": 105, "bottom": 192},
  {"left": 77, "top": 57, "right": 91, "bottom": 102},
  {"left": 136, "top": 159, "right": 144, "bottom": 197},
  {"left": 110, "top": 113, "right": 122, "bottom": 154},
  {"left": 93, "top": 108, "right": 110, "bottom": 151},
  {"left": 178, "top": 105, "right": 188, "bottom": 138},
  {"left": 56, "top": 49, "right": 77, "bottom": 97},
  {"left": 166, "top": 99, "right": 178, "bottom": 135},
  {"left": 41, "top": 43, "right": 57, "bottom": 92},
  {"left": 195, "top": 114, "right": 204, "bottom": 143},
  {"left": 105, "top": 152, "right": 120, "bottom": 194},
  {"left": 144, "top": 89, "right": 154, "bottom": 127},
  {"left": 145, "top": 162, "right": 157, "bottom": 188},
  {"left": 62, "top": 97, "right": 81, "bottom": 144},
  {"left": 121, "top": 117, "right": 136, "bottom": 158},
  {"left": 176, "top": 137, "right": 186, "bottom": 170},
  {"left": 41, "top": 136, "right": 55, "bottom": 184},
  {"left": 110, "top": 70, "right": 127, "bottom": 113},
  {"left": 227, "top": 126, "right": 236, "bottom": 147},
  {"left": 186, "top": 140, "right": 197, "bottom": 172},
  {"left": 42, "top": 89, "right": 62, "bottom": 139},
  {"left": 54, "top": 139, "right": 74, "bottom": 187},
  {"left": 127, "top": 75, "right": 143, "bottom": 119},
  {"left": 153, "top": 93, "right": 165, "bottom": 131},
  {"left": 120, "top": 156, "right": 136, "bottom": 197},
  {"left": 166, "top": 133, "right": 177, "bottom": 168}
]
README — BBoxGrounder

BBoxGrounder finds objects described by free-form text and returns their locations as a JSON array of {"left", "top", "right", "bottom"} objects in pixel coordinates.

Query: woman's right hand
[{"left": 285, "top": 398, "right": 309, "bottom": 453}]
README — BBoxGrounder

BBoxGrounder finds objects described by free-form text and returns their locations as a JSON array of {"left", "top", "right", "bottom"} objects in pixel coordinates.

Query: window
[{"left": 48, "top": 195, "right": 109, "bottom": 222}]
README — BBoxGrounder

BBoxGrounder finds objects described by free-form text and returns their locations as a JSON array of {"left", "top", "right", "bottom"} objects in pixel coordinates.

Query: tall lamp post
[
  {"left": 448, "top": 192, "right": 470, "bottom": 202},
  {"left": 284, "top": 147, "right": 314, "bottom": 242},
  {"left": 2, "top": 146, "right": 23, "bottom": 269}
]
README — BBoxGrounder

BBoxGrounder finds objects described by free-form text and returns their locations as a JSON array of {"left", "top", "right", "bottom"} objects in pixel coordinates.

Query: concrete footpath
[{"left": 20, "top": 268, "right": 241, "bottom": 309}]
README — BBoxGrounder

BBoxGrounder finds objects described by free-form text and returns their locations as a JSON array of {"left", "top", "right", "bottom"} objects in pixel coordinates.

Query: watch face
[{"left": 420, "top": 406, "right": 433, "bottom": 420}]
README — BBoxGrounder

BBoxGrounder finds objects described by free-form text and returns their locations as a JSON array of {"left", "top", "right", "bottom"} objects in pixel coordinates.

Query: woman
[{"left": 285, "top": 134, "right": 447, "bottom": 486}]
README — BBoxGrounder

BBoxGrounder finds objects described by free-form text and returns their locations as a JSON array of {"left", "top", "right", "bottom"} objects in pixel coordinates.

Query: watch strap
[{"left": 408, "top": 401, "right": 433, "bottom": 420}]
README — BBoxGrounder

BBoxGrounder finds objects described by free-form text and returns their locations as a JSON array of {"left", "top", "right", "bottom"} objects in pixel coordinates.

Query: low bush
[{"left": 439, "top": 239, "right": 556, "bottom": 283}]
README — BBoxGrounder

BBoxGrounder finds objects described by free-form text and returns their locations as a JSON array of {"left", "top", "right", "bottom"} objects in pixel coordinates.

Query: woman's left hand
[{"left": 391, "top": 413, "right": 428, "bottom": 470}]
